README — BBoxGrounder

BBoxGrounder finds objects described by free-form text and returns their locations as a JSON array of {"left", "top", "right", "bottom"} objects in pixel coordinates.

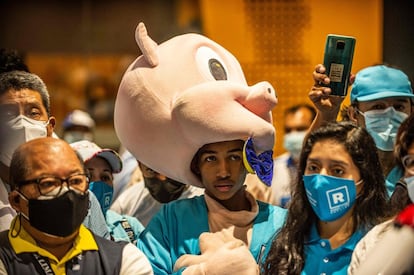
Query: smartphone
[{"left": 323, "top": 34, "right": 356, "bottom": 96}]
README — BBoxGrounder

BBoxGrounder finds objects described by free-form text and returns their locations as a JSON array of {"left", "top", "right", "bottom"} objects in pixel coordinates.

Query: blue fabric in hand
[{"left": 242, "top": 138, "right": 273, "bottom": 186}]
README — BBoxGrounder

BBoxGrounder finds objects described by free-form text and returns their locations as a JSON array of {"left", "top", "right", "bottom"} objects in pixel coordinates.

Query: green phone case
[{"left": 323, "top": 34, "right": 356, "bottom": 96}]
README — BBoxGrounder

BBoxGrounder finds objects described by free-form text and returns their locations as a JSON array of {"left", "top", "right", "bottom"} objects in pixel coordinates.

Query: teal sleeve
[
  {"left": 138, "top": 206, "right": 184, "bottom": 274},
  {"left": 138, "top": 197, "right": 209, "bottom": 275}
]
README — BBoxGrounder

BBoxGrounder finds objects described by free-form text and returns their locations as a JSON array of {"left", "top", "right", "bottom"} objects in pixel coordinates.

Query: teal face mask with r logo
[
  {"left": 89, "top": 181, "right": 113, "bottom": 215},
  {"left": 303, "top": 174, "right": 360, "bottom": 222}
]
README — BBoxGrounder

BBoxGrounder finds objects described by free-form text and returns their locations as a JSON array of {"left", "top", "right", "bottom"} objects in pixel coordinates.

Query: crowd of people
[{"left": 0, "top": 23, "right": 413, "bottom": 275}]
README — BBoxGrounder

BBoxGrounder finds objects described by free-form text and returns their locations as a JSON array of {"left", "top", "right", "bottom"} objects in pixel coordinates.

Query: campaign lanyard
[{"left": 33, "top": 253, "right": 55, "bottom": 275}]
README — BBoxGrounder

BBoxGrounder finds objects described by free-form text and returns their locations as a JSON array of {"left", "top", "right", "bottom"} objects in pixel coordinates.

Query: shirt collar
[
  {"left": 9, "top": 216, "right": 98, "bottom": 262},
  {"left": 305, "top": 222, "right": 366, "bottom": 251}
]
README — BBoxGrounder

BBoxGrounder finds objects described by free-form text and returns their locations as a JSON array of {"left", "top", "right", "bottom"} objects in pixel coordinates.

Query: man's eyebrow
[
  {"left": 200, "top": 150, "right": 216, "bottom": 155},
  {"left": 199, "top": 147, "right": 243, "bottom": 156},
  {"left": 24, "top": 101, "right": 44, "bottom": 109},
  {"left": 394, "top": 98, "right": 411, "bottom": 103},
  {"left": 228, "top": 148, "right": 243, "bottom": 153}
]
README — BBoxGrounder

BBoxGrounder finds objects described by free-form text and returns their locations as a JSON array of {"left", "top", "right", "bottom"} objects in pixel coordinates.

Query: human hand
[
  {"left": 175, "top": 232, "right": 259, "bottom": 275},
  {"left": 309, "top": 64, "right": 345, "bottom": 121}
]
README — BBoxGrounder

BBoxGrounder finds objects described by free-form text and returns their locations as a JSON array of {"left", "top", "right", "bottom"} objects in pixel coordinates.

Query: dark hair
[
  {"left": 389, "top": 181, "right": 412, "bottom": 213},
  {"left": 263, "top": 121, "right": 391, "bottom": 274},
  {"left": 190, "top": 148, "right": 203, "bottom": 179},
  {"left": 0, "top": 48, "right": 29, "bottom": 74},
  {"left": 389, "top": 112, "right": 414, "bottom": 212},
  {"left": 284, "top": 103, "right": 317, "bottom": 121},
  {"left": 394, "top": 112, "right": 414, "bottom": 170},
  {"left": 340, "top": 104, "right": 353, "bottom": 121},
  {"left": 0, "top": 70, "right": 50, "bottom": 116}
]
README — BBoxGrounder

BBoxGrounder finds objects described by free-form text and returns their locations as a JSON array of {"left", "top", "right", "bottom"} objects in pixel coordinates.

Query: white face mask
[
  {"left": 0, "top": 115, "right": 49, "bottom": 166},
  {"left": 63, "top": 131, "right": 93, "bottom": 144}
]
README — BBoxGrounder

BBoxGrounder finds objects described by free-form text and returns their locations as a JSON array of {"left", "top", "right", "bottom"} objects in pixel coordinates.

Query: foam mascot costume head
[{"left": 114, "top": 22, "right": 277, "bottom": 188}]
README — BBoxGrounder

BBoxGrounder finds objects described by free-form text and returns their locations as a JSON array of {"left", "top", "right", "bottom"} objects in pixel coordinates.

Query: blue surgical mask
[
  {"left": 283, "top": 131, "right": 306, "bottom": 160},
  {"left": 89, "top": 181, "right": 113, "bottom": 215},
  {"left": 303, "top": 174, "right": 361, "bottom": 222},
  {"left": 359, "top": 107, "right": 408, "bottom": 151}
]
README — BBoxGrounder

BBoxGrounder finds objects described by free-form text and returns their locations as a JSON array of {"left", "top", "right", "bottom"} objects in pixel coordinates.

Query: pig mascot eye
[
  {"left": 196, "top": 46, "right": 228, "bottom": 81},
  {"left": 208, "top": 59, "right": 227, "bottom": 80}
]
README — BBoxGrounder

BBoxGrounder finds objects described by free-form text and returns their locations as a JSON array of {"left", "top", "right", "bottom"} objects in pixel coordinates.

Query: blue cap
[{"left": 350, "top": 65, "right": 413, "bottom": 102}]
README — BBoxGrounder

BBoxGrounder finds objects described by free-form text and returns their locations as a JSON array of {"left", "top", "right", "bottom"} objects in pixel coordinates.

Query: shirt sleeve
[{"left": 120, "top": 243, "right": 153, "bottom": 275}]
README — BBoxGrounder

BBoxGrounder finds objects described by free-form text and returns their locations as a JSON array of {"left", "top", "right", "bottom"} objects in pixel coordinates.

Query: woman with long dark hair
[{"left": 263, "top": 121, "right": 392, "bottom": 274}]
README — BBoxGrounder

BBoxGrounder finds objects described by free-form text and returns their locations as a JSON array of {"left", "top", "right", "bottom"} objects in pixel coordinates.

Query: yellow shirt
[{"left": 9, "top": 217, "right": 98, "bottom": 275}]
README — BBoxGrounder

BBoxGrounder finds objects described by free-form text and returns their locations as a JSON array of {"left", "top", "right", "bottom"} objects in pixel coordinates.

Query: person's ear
[
  {"left": 348, "top": 106, "right": 358, "bottom": 122},
  {"left": 46, "top": 116, "right": 56, "bottom": 137},
  {"left": 9, "top": 190, "right": 22, "bottom": 212}
]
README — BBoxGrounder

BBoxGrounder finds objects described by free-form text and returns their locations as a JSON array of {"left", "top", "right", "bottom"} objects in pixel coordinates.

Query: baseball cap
[
  {"left": 63, "top": 109, "right": 95, "bottom": 130},
  {"left": 350, "top": 65, "right": 414, "bottom": 103},
  {"left": 70, "top": 140, "right": 122, "bottom": 173}
]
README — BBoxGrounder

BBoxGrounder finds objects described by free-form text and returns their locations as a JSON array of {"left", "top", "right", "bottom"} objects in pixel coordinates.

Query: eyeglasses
[
  {"left": 19, "top": 173, "right": 89, "bottom": 197},
  {"left": 402, "top": 154, "right": 414, "bottom": 175}
]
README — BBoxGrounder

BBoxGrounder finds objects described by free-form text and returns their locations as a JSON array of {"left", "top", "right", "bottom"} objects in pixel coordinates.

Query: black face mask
[
  {"left": 21, "top": 190, "right": 89, "bottom": 237},
  {"left": 144, "top": 177, "right": 187, "bottom": 203}
]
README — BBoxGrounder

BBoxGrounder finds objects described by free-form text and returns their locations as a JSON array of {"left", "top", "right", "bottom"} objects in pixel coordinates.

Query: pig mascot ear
[{"left": 135, "top": 22, "right": 158, "bottom": 67}]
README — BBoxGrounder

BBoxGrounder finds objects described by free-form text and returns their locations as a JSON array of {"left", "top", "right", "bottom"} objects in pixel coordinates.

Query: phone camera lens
[{"left": 336, "top": 41, "right": 345, "bottom": 50}]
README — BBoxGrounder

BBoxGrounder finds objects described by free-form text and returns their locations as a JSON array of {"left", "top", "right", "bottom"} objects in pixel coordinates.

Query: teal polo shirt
[{"left": 302, "top": 223, "right": 365, "bottom": 275}]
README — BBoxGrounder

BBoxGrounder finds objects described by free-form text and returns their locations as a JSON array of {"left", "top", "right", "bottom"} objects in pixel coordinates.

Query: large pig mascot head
[{"left": 114, "top": 22, "right": 278, "bottom": 188}]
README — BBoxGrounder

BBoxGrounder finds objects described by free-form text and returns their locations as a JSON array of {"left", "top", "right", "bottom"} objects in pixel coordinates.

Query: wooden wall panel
[{"left": 200, "top": 0, "right": 383, "bottom": 156}]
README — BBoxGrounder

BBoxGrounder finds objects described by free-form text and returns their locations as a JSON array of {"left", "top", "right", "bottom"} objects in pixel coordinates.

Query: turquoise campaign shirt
[
  {"left": 302, "top": 223, "right": 365, "bottom": 275},
  {"left": 138, "top": 195, "right": 287, "bottom": 275}
]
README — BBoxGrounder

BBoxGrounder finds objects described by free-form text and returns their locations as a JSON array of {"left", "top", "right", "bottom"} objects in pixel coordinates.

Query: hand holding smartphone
[{"left": 323, "top": 34, "right": 356, "bottom": 96}]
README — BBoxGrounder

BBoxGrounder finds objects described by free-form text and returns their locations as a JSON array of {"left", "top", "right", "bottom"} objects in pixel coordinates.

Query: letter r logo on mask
[
  {"left": 332, "top": 192, "right": 345, "bottom": 204},
  {"left": 327, "top": 186, "right": 350, "bottom": 209}
]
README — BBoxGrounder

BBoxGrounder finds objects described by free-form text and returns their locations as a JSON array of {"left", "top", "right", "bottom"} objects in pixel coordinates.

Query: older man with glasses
[{"left": 0, "top": 137, "right": 153, "bottom": 274}]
